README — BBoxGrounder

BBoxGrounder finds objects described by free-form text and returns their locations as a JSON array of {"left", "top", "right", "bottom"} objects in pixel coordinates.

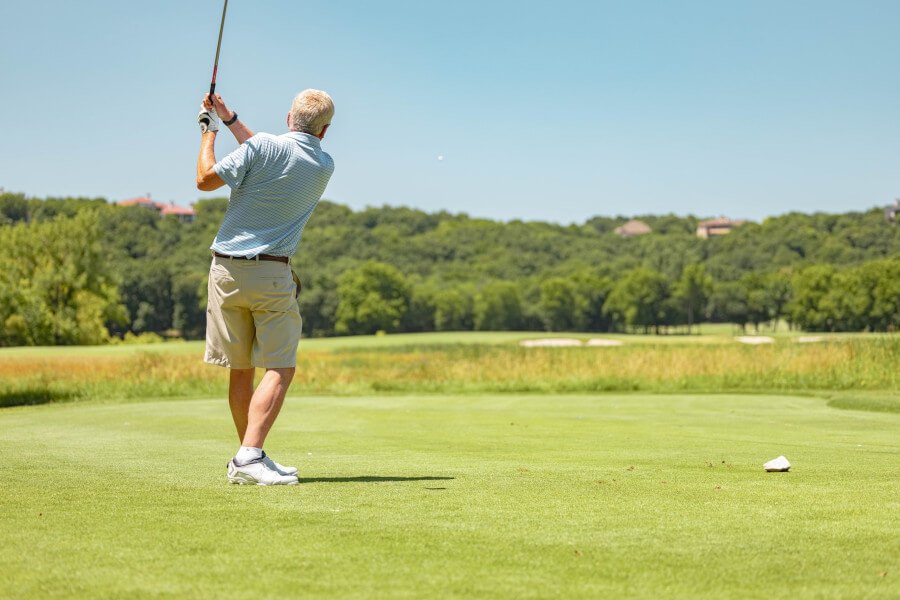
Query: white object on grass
[
  {"left": 736, "top": 336, "right": 774, "bottom": 345},
  {"left": 227, "top": 460, "right": 298, "bottom": 486},
  {"left": 764, "top": 455, "right": 791, "bottom": 472},
  {"left": 586, "top": 338, "right": 624, "bottom": 347},
  {"left": 519, "top": 338, "right": 583, "bottom": 347},
  {"left": 797, "top": 336, "right": 824, "bottom": 343}
]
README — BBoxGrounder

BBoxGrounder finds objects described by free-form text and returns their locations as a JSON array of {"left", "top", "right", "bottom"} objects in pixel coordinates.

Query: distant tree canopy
[{"left": 0, "top": 190, "right": 897, "bottom": 345}]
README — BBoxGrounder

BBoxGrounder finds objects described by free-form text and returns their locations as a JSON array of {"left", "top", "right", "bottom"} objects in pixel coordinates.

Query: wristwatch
[{"left": 223, "top": 112, "right": 238, "bottom": 126}]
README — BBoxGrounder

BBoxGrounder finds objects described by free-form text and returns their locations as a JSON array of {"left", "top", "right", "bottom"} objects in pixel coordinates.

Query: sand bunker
[
  {"left": 519, "top": 338, "right": 583, "bottom": 347},
  {"left": 586, "top": 338, "right": 624, "bottom": 347},
  {"left": 735, "top": 336, "right": 775, "bottom": 345},
  {"left": 797, "top": 336, "right": 824, "bottom": 343}
]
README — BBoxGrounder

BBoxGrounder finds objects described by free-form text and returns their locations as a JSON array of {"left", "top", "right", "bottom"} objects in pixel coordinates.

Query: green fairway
[{"left": 1, "top": 393, "right": 897, "bottom": 599}]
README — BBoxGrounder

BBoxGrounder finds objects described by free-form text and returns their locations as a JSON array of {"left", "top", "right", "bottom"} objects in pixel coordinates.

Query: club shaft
[{"left": 209, "top": 0, "right": 229, "bottom": 98}]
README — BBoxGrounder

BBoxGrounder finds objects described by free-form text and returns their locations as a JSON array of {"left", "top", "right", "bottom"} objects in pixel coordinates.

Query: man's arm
[
  {"left": 196, "top": 129, "right": 225, "bottom": 191},
  {"left": 211, "top": 93, "right": 255, "bottom": 145}
]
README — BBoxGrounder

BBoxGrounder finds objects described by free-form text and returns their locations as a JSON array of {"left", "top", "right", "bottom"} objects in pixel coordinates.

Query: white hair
[{"left": 289, "top": 89, "right": 334, "bottom": 135}]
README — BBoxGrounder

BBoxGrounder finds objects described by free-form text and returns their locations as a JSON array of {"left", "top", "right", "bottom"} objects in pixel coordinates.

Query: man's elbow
[{"left": 196, "top": 172, "right": 224, "bottom": 191}]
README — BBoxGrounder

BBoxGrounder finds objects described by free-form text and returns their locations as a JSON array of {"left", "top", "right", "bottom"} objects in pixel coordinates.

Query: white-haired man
[{"left": 195, "top": 90, "right": 335, "bottom": 485}]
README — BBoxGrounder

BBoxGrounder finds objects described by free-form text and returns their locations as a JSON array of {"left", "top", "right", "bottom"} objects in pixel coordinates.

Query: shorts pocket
[
  {"left": 256, "top": 275, "right": 297, "bottom": 312},
  {"left": 210, "top": 263, "right": 235, "bottom": 282}
]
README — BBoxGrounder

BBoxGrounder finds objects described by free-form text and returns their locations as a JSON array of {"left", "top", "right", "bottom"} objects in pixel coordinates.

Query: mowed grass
[{"left": 0, "top": 393, "right": 897, "bottom": 599}]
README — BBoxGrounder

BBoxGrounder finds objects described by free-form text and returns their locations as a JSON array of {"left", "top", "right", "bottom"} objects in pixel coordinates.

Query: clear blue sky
[{"left": 1, "top": 0, "right": 898, "bottom": 222}]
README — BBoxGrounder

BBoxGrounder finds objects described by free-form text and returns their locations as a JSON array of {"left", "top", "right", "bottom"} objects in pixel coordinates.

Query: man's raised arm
[
  {"left": 196, "top": 96, "right": 225, "bottom": 191},
  {"left": 211, "top": 93, "right": 255, "bottom": 145}
]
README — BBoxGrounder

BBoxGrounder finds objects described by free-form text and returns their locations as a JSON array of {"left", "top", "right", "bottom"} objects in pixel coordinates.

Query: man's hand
[
  {"left": 197, "top": 95, "right": 225, "bottom": 191},
  {"left": 209, "top": 93, "right": 235, "bottom": 124},
  {"left": 198, "top": 97, "right": 219, "bottom": 133},
  {"left": 207, "top": 92, "right": 255, "bottom": 144}
]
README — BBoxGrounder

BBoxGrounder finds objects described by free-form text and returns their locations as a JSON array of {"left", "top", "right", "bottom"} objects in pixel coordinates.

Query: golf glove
[{"left": 198, "top": 103, "right": 219, "bottom": 133}]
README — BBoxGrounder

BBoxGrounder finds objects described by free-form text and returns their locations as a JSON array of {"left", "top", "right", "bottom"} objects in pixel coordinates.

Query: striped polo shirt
[{"left": 211, "top": 131, "right": 334, "bottom": 257}]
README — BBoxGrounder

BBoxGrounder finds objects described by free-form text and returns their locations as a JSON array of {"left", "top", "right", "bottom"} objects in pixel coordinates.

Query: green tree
[
  {"left": 335, "top": 262, "right": 410, "bottom": 334},
  {"left": 0, "top": 211, "right": 126, "bottom": 345},
  {"left": 672, "top": 264, "right": 713, "bottom": 334},
  {"left": 707, "top": 281, "right": 749, "bottom": 331},
  {"left": 603, "top": 268, "right": 670, "bottom": 333},
  {"left": 762, "top": 270, "right": 792, "bottom": 329},
  {"left": 402, "top": 281, "right": 437, "bottom": 332},
  {"left": 867, "top": 258, "right": 900, "bottom": 331},
  {"left": 788, "top": 265, "right": 837, "bottom": 331},
  {"left": 433, "top": 285, "right": 476, "bottom": 331},
  {"left": 0, "top": 192, "right": 29, "bottom": 224},
  {"left": 538, "top": 277, "right": 588, "bottom": 331},
  {"left": 474, "top": 282, "right": 523, "bottom": 330},
  {"left": 171, "top": 272, "right": 207, "bottom": 339},
  {"left": 818, "top": 259, "right": 900, "bottom": 331}
]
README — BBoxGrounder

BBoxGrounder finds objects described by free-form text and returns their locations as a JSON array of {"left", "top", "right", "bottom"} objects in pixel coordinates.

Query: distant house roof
[
  {"left": 160, "top": 205, "right": 196, "bottom": 217},
  {"left": 614, "top": 219, "right": 652, "bottom": 237},
  {"left": 697, "top": 217, "right": 745, "bottom": 228},
  {"left": 696, "top": 217, "right": 746, "bottom": 238},
  {"left": 886, "top": 200, "right": 899, "bottom": 223},
  {"left": 116, "top": 197, "right": 196, "bottom": 218},
  {"left": 117, "top": 197, "right": 156, "bottom": 208}
]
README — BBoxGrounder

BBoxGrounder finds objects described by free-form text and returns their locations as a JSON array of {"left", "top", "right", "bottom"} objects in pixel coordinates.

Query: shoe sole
[
  {"left": 228, "top": 475, "right": 300, "bottom": 486},
  {"left": 228, "top": 474, "right": 298, "bottom": 486}
]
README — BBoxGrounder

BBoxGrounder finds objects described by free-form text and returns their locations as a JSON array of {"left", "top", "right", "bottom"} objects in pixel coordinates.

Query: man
[{"left": 195, "top": 89, "right": 335, "bottom": 486}]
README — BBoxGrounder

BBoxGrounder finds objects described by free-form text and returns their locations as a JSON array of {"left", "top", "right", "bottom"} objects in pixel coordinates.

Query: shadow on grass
[
  {"left": 297, "top": 476, "right": 455, "bottom": 484},
  {"left": 826, "top": 394, "right": 899, "bottom": 415},
  {"left": 0, "top": 388, "right": 79, "bottom": 408}
]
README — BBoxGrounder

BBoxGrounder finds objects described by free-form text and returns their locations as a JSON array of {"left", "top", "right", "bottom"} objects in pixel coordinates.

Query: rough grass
[
  {"left": 0, "top": 393, "right": 897, "bottom": 599},
  {"left": 0, "top": 335, "right": 896, "bottom": 407},
  {"left": 0, "top": 327, "right": 877, "bottom": 358}
]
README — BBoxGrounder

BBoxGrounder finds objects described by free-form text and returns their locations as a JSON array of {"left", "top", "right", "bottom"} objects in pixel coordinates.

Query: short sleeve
[{"left": 214, "top": 138, "right": 258, "bottom": 189}]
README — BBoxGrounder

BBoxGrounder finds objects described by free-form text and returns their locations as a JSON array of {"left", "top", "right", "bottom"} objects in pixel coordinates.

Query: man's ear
[
  {"left": 286, "top": 112, "right": 292, "bottom": 130},
  {"left": 318, "top": 124, "right": 330, "bottom": 140}
]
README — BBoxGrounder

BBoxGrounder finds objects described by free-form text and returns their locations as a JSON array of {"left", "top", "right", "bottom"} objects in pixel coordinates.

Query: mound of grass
[
  {"left": 822, "top": 391, "right": 900, "bottom": 414},
  {"left": 0, "top": 394, "right": 896, "bottom": 598},
  {"left": 0, "top": 387, "right": 77, "bottom": 408}
]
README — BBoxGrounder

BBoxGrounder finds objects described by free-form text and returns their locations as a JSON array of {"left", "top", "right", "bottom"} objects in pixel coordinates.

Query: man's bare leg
[
  {"left": 242, "top": 367, "right": 295, "bottom": 448},
  {"left": 229, "top": 368, "right": 255, "bottom": 442}
]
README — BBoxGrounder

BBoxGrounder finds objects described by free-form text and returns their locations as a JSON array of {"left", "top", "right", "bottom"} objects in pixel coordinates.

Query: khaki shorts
[{"left": 204, "top": 256, "right": 302, "bottom": 369}]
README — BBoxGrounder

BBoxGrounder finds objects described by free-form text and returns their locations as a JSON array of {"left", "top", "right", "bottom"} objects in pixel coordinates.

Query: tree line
[{"left": 0, "top": 192, "right": 896, "bottom": 345}]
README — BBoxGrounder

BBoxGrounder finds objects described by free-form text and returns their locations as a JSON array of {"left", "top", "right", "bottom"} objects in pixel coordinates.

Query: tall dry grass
[{"left": 0, "top": 337, "right": 896, "bottom": 406}]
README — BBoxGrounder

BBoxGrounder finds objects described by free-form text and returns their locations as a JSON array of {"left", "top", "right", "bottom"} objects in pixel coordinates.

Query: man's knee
[{"left": 268, "top": 367, "right": 295, "bottom": 385}]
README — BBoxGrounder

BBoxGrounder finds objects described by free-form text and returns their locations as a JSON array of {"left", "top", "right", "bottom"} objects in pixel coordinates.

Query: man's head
[{"left": 288, "top": 89, "right": 334, "bottom": 139}]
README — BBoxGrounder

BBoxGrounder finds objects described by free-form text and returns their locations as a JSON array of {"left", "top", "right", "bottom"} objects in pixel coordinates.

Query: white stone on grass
[
  {"left": 519, "top": 338, "right": 583, "bottom": 347},
  {"left": 735, "top": 336, "right": 775, "bottom": 345},
  {"left": 764, "top": 455, "right": 791, "bottom": 472},
  {"left": 586, "top": 338, "right": 624, "bottom": 347}
]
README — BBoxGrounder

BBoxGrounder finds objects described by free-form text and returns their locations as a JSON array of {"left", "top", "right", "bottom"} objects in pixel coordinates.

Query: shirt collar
[{"left": 283, "top": 131, "right": 322, "bottom": 147}]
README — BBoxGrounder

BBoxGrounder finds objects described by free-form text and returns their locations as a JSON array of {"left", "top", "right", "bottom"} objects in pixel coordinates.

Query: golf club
[{"left": 208, "top": 0, "right": 229, "bottom": 103}]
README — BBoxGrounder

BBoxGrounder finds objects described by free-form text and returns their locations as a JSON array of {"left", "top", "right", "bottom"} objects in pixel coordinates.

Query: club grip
[{"left": 208, "top": 82, "right": 216, "bottom": 103}]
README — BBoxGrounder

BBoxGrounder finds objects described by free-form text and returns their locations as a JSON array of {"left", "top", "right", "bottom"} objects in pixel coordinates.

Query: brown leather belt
[{"left": 213, "top": 251, "right": 289, "bottom": 264}]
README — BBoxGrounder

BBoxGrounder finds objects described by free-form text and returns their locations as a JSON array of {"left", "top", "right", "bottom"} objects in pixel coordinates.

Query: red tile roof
[
  {"left": 116, "top": 197, "right": 196, "bottom": 217},
  {"left": 698, "top": 217, "right": 736, "bottom": 227},
  {"left": 614, "top": 219, "right": 652, "bottom": 236},
  {"left": 160, "top": 205, "right": 196, "bottom": 216}
]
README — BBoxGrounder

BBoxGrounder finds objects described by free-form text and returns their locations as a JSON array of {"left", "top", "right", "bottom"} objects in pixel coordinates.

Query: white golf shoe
[
  {"left": 227, "top": 457, "right": 298, "bottom": 486},
  {"left": 261, "top": 453, "right": 298, "bottom": 477}
]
